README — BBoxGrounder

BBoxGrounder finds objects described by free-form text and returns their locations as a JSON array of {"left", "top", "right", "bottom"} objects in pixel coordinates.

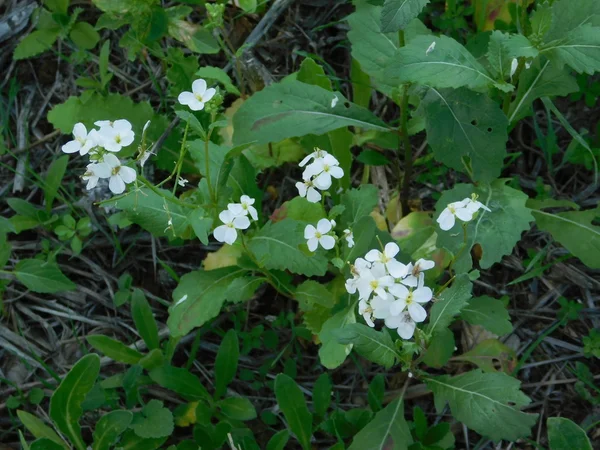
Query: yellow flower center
[
  {"left": 195, "top": 93, "right": 204, "bottom": 102},
  {"left": 115, "top": 134, "right": 122, "bottom": 144},
  {"left": 448, "top": 205, "right": 456, "bottom": 214},
  {"left": 315, "top": 231, "right": 322, "bottom": 239},
  {"left": 406, "top": 292, "right": 414, "bottom": 305},
  {"left": 323, "top": 164, "right": 330, "bottom": 172},
  {"left": 369, "top": 280, "right": 379, "bottom": 289},
  {"left": 112, "top": 166, "right": 121, "bottom": 176},
  {"left": 226, "top": 222, "right": 235, "bottom": 228}
]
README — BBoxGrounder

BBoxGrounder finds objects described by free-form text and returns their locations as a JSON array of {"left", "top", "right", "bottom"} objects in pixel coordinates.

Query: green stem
[
  {"left": 398, "top": 30, "right": 412, "bottom": 217},
  {"left": 172, "top": 121, "right": 190, "bottom": 195}
]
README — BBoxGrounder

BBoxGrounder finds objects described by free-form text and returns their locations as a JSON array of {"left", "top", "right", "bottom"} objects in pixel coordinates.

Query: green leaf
[
  {"left": 232, "top": 80, "right": 387, "bottom": 145},
  {"left": 14, "top": 259, "right": 75, "bottom": 294},
  {"left": 454, "top": 339, "right": 517, "bottom": 373},
  {"left": 266, "top": 430, "right": 290, "bottom": 450},
  {"left": 224, "top": 276, "right": 264, "bottom": 304},
  {"left": 70, "top": 22, "right": 100, "bottom": 50},
  {"left": 435, "top": 180, "right": 534, "bottom": 272},
  {"left": 218, "top": 397, "right": 257, "bottom": 421},
  {"left": 461, "top": 296, "right": 513, "bottom": 335},
  {"left": 423, "top": 87, "right": 508, "bottom": 183},
  {"left": 86, "top": 335, "right": 144, "bottom": 364},
  {"left": 541, "top": 25, "right": 600, "bottom": 75},
  {"left": 274, "top": 374, "right": 313, "bottom": 450},
  {"left": 148, "top": 365, "right": 210, "bottom": 401},
  {"left": 547, "top": 417, "right": 593, "bottom": 450},
  {"left": 44, "top": 156, "right": 69, "bottom": 213},
  {"left": 297, "top": 57, "right": 332, "bottom": 91},
  {"left": 195, "top": 66, "right": 240, "bottom": 95},
  {"left": 356, "top": 150, "right": 390, "bottom": 166},
  {"left": 422, "top": 328, "right": 455, "bottom": 368},
  {"left": 335, "top": 323, "right": 398, "bottom": 369},
  {"left": 248, "top": 219, "right": 328, "bottom": 277},
  {"left": 17, "top": 411, "right": 66, "bottom": 449},
  {"left": 543, "top": 0, "right": 600, "bottom": 42},
  {"left": 130, "top": 399, "right": 174, "bottom": 439},
  {"left": 380, "top": 0, "right": 429, "bottom": 33},
  {"left": 14, "top": 29, "right": 60, "bottom": 60},
  {"left": 426, "top": 275, "right": 472, "bottom": 336},
  {"left": 187, "top": 209, "right": 212, "bottom": 245},
  {"left": 45, "top": 0, "right": 68, "bottom": 14},
  {"left": 386, "top": 35, "right": 496, "bottom": 90},
  {"left": 348, "top": 398, "right": 412, "bottom": 450},
  {"left": 295, "top": 280, "right": 335, "bottom": 309},
  {"left": 167, "top": 20, "right": 219, "bottom": 54},
  {"left": 275, "top": 197, "right": 326, "bottom": 224},
  {"left": 312, "top": 373, "right": 332, "bottom": 418},
  {"left": 167, "top": 267, "right": 246, "bottom": 337},
  {"left": 92, "top": 410, "right": 133, "bottom": 450},
  {"left": 188, "top": 141, "right": 234, "bottom": 203},
  {"left": 531, "top": 207, "right": 600, "bottom": 269},
  {"left": 50, "top": 354, "right": 101, "bottom": 450},
  {"left": 30, "top": 439, "right": 64, "bottom": 450},
  {"left": 318, "top": 305, "right": 356, "bottom": 369},
  {"left": 131, "top": 289, "right": 160, "bottom": 351},
  {"left": 117, "top": 429, "right": 166, "bottom": 450},
  {"left": 426, "top": 369, "right": 538, "bottom": 442},
  {"left": 340, "top": 184, "right": 379, "bottom": 227},
  {"left": 215, "top": 329, "right": 239, "bottom": 398},
  {"left": 92, "top": 0, "right": 157, "bottom": 14}
]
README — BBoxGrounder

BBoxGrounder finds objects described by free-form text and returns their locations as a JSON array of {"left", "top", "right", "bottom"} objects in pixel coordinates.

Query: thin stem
[
  {"left": 205, "top": 113, "right": 216, "bottom": 204},
  {"left": 172, "top": 121, "right": 190, "bottom": 195},
  {"left": 398, "top": 29, "right": 412, "bottom": 217}
]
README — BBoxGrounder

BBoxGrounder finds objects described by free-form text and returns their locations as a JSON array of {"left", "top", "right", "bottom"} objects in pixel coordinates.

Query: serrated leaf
[
  {"left": 454, "top": 339, "right": 517, "bottom": 373},
  {"left": 435, "top": 181, "right": 534, "bottom": 272},
  {"left": 334, "top": 323, "right": 398, "bottom": 369},
  {"left": 295, "top": 280, "right": 335, "bottom": 309},
  {"left": 86, "top": 335, "right": 144, "bottom": 365},
  {"left": 426, "top": 370, "right": 538, "bottom": 442},
  {"left": 248, "top": 219, "right": 328, "bottom": 277},
  {"left": 426, "top": 275, "right": 472, "bottom": 336},
  {"left": 149, "top": 365, "right": 210, "bottom": 401},
  {"left": 224, "top": 277, "right": 264, "bottom": 304},
  {"left": 461, "top": 296, "right": 512, "bottom": 335},
  {"left": 543, "top": 0, "right": 600, "bottom": 42},
  {"left": 14, "top": 259, "right": 75, "bottom": 294},
  {"left": 14, "top": 29, "right": 60, "bottom": 60},
  {"left": 348, "top": 398, "right": 412, "bottom": 450},
  {"left": 167, "top": 267, "right": 246, "bottom": 336},
  {"left": 547, "top": 417, "right": 593, "bottom": 450},
  {"left": 318, "top": 305, "right": 356, "bottom": 369},
  {"left": 215, "top": 329, "right": 239, "bottom": 398},
  {"left": 92, "top": 410, "right": 133, "bottom": 450},
  {"left": 340, "top": 184, "right": 379, "bottom": 228},
  {"left": 274, "top": 374, "right": 312, "bottom": 450},
  {"left": 422, "top": 327, "right": 455, "bottom": 368},
  {"left": 232, "top": 80, "right": 387, "bottom": 145},
  {"left": 50, "top": 354, "right": 100, "bottom": 450},
  {"left": 17, "top": 411, "right": 67, "bottom": 449},
  {"left": 130, "top": 400, "right": 174, "bottom": 439},
  {"left": 380, "top": 0, "right": 429, "bottom": 33},
  {"left": 385, "top": 35, "right": 496, "bottom": 90},
  {"left": 131, "top": 289, "right": 160, "bottom": 351},
  {"left": 423, "top": 87, "right": 508, "bottom": 183},
  {"left": 542, "top": 25, "right": 600, "bottom": 75}
]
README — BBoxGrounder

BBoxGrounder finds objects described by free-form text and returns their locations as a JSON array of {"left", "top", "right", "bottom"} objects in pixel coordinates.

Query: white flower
[
  {"left": 463, "top": 196, "right": 491, "bottom": 215},
  {"left": 510, "top": 58, "right": 518, "bottom": 78},
  {"left": 356, "top": 262, "right": 394, "bottom": 301},
  {"left": 370, "top": 295, "right": 395, "bottom": 320},
  {"left": 62, "top": 123, "right": 99, "bottom": 155},
  {"left": 94, "top": 120, "right": 112, "bottom": 128},
  {"left": 177, "top": 177, "right": 189, "bottom": 187},
  {"left": 331, "top": 96, "right": 338, "bottom": 108},
  {"left": 304, "top": 218, "right": 335, "bottom": 252},
  {"left": 295, "top": 180, "right": 322, "bottom": 203},
  {"left": 228, "top": 195, "right": 258, "bottom": 221},
  {"left": 359, "top": 300, "right": 375, "bottom": 327},
  {"left": 365, "top": 242, "right": 408, "bottom": 279},
  {"left": 345, "top": 258, "right": 371, "bottom": 294},
  {"left": 385, "top": 311, "right": 417, "bottom": 339},
  {"left": 213, "top": 210, "right": 250, "bottom": 245},
  {"left": 426, "top": 41, "right": 436, "bottom": 55},
  {"left": 343, "top": 229, "right": 354, "bottom": 248},
  {"left": 82, "top": 162, "right": 110, "bottom": 190},
  {"left": 98, "top": 119, "right": 135, "bottom": 153},
  {"left": 402, "top": 258, "right": 435, "bottom": 287},
  {"left": 436, "top": 199, "right": 473, "bottom": 231},
  {"left": 389, "top": 281, "right": 432, "bottom": 323},
  {"left": 102, "top": 153, "right": 137, "bottom": 194},
  {"left": 299, "top": 148, "right": 327, "bottom": 168},
  {"left": 305, "top": 154, "right": 344, "bottom": 190},
  {"left": 178, "top": 79, "right": 216, "bottom": 111}
]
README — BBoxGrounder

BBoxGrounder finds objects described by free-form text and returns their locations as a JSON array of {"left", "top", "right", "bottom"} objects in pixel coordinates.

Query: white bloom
[
  {"left": 343, "top": 229, "right": 354, "bottom": 248},
  {"left": 389, "top": 281, "right": 432, "bottom": 323},
  {"left": 385, "top": 311, "right": 416, "bottom": 339},
  {"left": 365, "top": 242, "right": 408, "bottom": 279},
  {"left": 228, "top": 195, "right": 258, "bottom": 221},
  {"left": 98, "top": 119, "right": 135, "bottom": 153},
  {"left": 305, "top": 154, "right": 344, "bottom": 190},
  {"left": 295, "top": 180, "right": 322, "bottom": 203},
  {"left": 102, "top": 153, "right": 137, "bottom": 194},
  {"left": 62, "top": 123, "right": 99, "bottom": 155},
  {"left": 178, "top": 79, "right": 216, "bottom": 111},
  {"left": 177, "top": 177, "right": 189, "bottom": 187},
  {"left": 82, "top": 162, "right": 110, "bottom": 190},
  {"left": 463, "top": 196, "right": 491, "bottom": 214},
  {"left": 359, "top": 300, "right": 375, "bottom": 327},
  {"left": 304, "top": 218, "right": 335, "bottom": 252},
  {"left": 510, "top": 58, "right": 518, "bottom": 78},
  {"left": 402, "top": 258, "right": 435, "bottom": 287},
  {"left": 436, "top": 199, "right": 473, "bottom": 231},
  {"left": 345, "top": 258, "right": 371, "bottom": 294},
  {"left": 331, "top": 96, "right": 338, "bottom": 108},
  {"left": 94, "top": 120, "right": 113, "bottom": 128},
  {"left": 299, "top": 148, "right": 328, "bottom": 168},
  {"left": 426, "top": 41, "right": 436, "bottom": 55},
  {"left": 213, "top": 210, "right": 250, "bottom": 245},
  {"left": 356, "top": 262, "right": 394, "bottom": 301},
  {"left": 370, "top": 295, "right": 395, "bottom": 320}
]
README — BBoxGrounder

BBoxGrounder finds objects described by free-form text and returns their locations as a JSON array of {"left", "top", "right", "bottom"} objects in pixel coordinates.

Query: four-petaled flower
[
  {"left": 437, "top": 196, "right": 491, "bottom": 231},
  {"left": 213, "top": 210, "right": 250, "bottom": 245},
  {"left": 389, "top": 281, "right": 433, "bottom": 323},
  {"left": 82, "top": 162, "right": 110, "bottom": 190},
  {"left": 178, "top": 79, "right": 216, "bottom": 111},
  {"left": 385, "top": 311, "right": 417, "bottom": 339},
  {"left": 365, "top": 242, "right": 408, "bottom": 278},
  {"left": 304, "top": 218, "right": 335, "bottom": 252},
  {"left": 228, "top": 195, "right": 258, "bottom": 221},
  {"left": 99, "top": 119, "right": 135, "bottom": 153},
  {"left": 62, "top": 123, "right": 99, "bottom": 155},
  {"left": 295, "top": 179, "right": 322, "bottom": 203},
  {"left": 305, "top": 154, "right": 344, "bottom": 190},
  {"left": 103, "top": 154, "right": 137, "bottom": 194},
  {"left": 356, "top": 263, "right": 394, "bottom": 301}
]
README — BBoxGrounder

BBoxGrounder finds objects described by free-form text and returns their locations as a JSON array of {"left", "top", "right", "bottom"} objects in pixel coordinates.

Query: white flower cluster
[
  {"left": 436, "top": 195, "right": 491, "bottom": 231},
  {"left": 303, "top": 219, "right": 354, "bottom": 252},
  {"left": 62, "top": 120, "right": 139, "bottom": 194},
  {"left": 213, "top": 195, "right": 258, "bottom": 245},
  {"left": 345, "top": 243, "right": 435, "bottom": 340},
  {"left": 295, "top": 148, "right": 343, "bottom": 203}
]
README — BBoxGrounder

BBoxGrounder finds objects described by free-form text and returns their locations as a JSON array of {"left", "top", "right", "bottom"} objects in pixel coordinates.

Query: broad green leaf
[
  {"left": 274, "top": 374, "right": 312, "bottom": 450},
  {"left": 14, "top": 259, "right": 75, "bottom": 294},
  {"left": 318, "top": 305, "right": 356, "bottom": 369},
  {"left": 44, "top": 156, "right": 69, "bottom": 213},
  {"left": 531, "top": 207, "right": 600, "bottom": 269},
  {"left": 149, "top": 365, "right": 210, "bottom": 401},
  {"left": 187, "top": 209, "right": 212, "bottom": 245},
  {"left": 50, "top": 354, "right": 101, "bottom": 450},
  {"left": 541, "top": 25, "right": 600, "bottom": 75},
  {"left": 297, "top": 57, "right": 332, "bottom": 90},
  {"left": 345, "top": 215, "right": 394, "bottom": 264},
  {"left": 422, "top": 328, "right": 455, "bottom": 368},
  {"left": 117, "top": 429, "right": 166, "bottom": 450},
  {"left": 92, "top": 410, "right": 133, "bottom": 450},
  {"left": 196, "top": 66, "right": 240, "bottom": 95},
  {"left": 30, "top": 439, "right": 64, "bottom": 450},
  {"left": 17, "top": 411, "right": 66, "bottom": 449},
  {"left": 340, "top": 184, "right": 379, "bottom": 228},
  {"left": 348, "top": 399, "right": 412, "bottom": 450},
  {"left": 131, "top": 289, "right": 160, "bottom": 350},
  {"left": 426, "top": 275, "right": 472, "bottom": 336},
  {"left": 391, "top": 211, "right": 435, "bottom": 257},
  {"left": 86, "top": 335, "right": 144, "bottom": 364},
  {"left": 426, "top": 369, "right": 538, "bottom": 442},
  {"left": 547, "top": 417, "right": 593, "bottom": 450},
  {"left": 351, "top": 58, "right": 372, "bottom": 109},
  {"left": 454, "top": 339, "right": 517, "bottom": 373},
  {"left": 312, "top": 373, "right": 332, "bottom": 418},
  {"left": 543, "top": 0, "right": 600, "bottom": 42},
  {"left": 335, "top": 323, "right": 398, "bottom": 369},
  {"left": 266, "top": 430, "right": 290, "bottom": 450},
  {"left": 529, "top": 1, "right": 553, "bottom": 43},
  {"left": 227, "top": 154, "right": 262, "bottom": 206},
  {"left": 508, "top": 60, "right": 578, "bottom": 123},
  {"left": 435, "top": 180, "right": 534, "bottom": 272},
  {"left": 167, "top": 267, "right": 246, "bottom": 336},
  {"left": 70, "top": 22, "right": 100, "bottom": 50},
  {"left": 423, "top": 87, "right": 508, "bottom": 183},
  {"left": 218, "top": 397, "right": 257, "bottom": 421},
  {"left": 295, "top": 280, "right": 335, "bottom": 309},
  {"left": 14, "top": 29, "right": 60, "bottom": 60},
  {"left": 188, "top": 141, "right": 234, "bottom": 204},
  {"left": 224, "top": 276, "right": 264, "bottom": 303},
  {"left": 214, "top": 329, "right": 239, "bottom": 398},
  {"left": 380, "top": 0, "right": 429, "bottom": 33},
  {"left": 461, "top": 296, "right": 513, "bottom": 335},
  {"left": 386, "top": 35, "right": 496, "bottom": 90},
  {"left": 486, "top": 32, "right": 534, "bottom": 80},
  {"left": 232, "top": 80, "right": 387, "bottom": 145},
  {"left": 248, "top": 219, "right": 329, "bottom": 277},
  {"left": 273, "top": 196, "right": 326, "bottom": 225},
  {"left": 130, "top": 400, "right": 174, "bottom": 439}
]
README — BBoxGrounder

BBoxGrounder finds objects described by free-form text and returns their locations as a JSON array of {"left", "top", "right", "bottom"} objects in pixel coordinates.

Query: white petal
[
  {"left": 387, "top": 259, "right": 408, "bottom": 279},
  {"left": 178, "top": 91, "right": 195, "bottom": 106},
  {"left": 437, "top": 209, "right": 455, "bottom": 231},
  {"left": 113, "top": 119, "right": 132, "bottom": 132},
  {"left": 219, "top": 210, "right": 234, "bottom": 224},
  {"left": 228, "top": 203, "right": 246, "bottom": 216},
  {"left": 319, "top": 235, "right": 335, "bottom": 250},
  {"left": 455, "top": 207, "right": 474, "bottom": 222},
  {"left": 345, "top": 279, "right": 357, "bottom": 294},
  {"left": 389, "top": 283, "right": 409, "bottom": 299},
  {"left": 363, "top": 313, "right": 375, "bottom": 328},
  {"left": 299, "top": 154, "right": 312, "bottom": 167},
  {"left": 364, "top": 249, "right": 381, "bottom": 262},
  {"left": 213, "top": 225, "right": 228, "bottom": 243},
  {"left": 413, "top": 287, "right": 433, "bottom": 303},
  {"left": 102, "top": 153, "right": 120, "bottom": 168},
  {"left": 322, "top": 154, "right": 339, "bottom": 166},
  {"left": 296, "top": 181, "right": 307, "bottom": 197},
  {"left": 62, "top": 140, "right": 81, "bottom": 154},
  {"left": 304, "top": 225, "right": 316, "bottom": 239},
  {"left": 91, "top": 162, "right": 111, "bottom": 178},
  {"left": 188, "top": 99, "right": 205, "bottom": 111},
  {"left": 389, "top": 299, "right": 407, "bottom": 315},
  {"left": 415, "top": 258, "right": 435, "bottom": 271},
  {"left": 384, "top": 242, "right": 400, "bottom": 258},
  {"left": 73, "top": 123, "right": 87, "bottom": 139},
  {"left": 401, "top": 275, "right": 419, "bottom": 288},
  {"left": 303, "top": 160, "right": 323, "bottom": 180},
  {"left": 192, "top": 79, "right": 207, "bottom": 95},
  {"left": 94, "top": 120, "right": 112, "bottom": 128},
  {"left": 240, "top": 195, "right": 254, "bottom": 205},
  {"left": 223, "top": 227, "right": 238, "bottom": 245},
  {"left": 306, "top": 187, "right": 321, "bottom": 203},
  {"left": 328, "top": 165, "right": 344, "bottom": 179},
  {"left": 233, "top": 216, "right": 250, "bottom": 230},
  {"left": 203, "top": 88, "right": 216, "bottom": 102},
  {"left": 316, "top": 218, "right": 332, "bottom": 234},
  {"left": 120, "top": 130, "right": 135, "bottom": 147},
  {"left": 307, "top": 237, "right": 318, "bottom": 252},
  {"left": 248, "top": 206, "right": 258, "bottom": 221},
  {"left": 119, "top": 166, "right": 137, "bottom": 184},
  {"left": 396, "top": 318, "right": 416, "bottom": 339},
  {"left": 313, "top": 172, "right": 332, "bottom": 190},
  {"left": 408, "top": 303, "right": 427, "bottom": 323},
  {"left": 85, "top": 176, "right": 98, "bottom": 190},
  {"left": 109, "top": 175, "right": 126, "bottom": 194}
]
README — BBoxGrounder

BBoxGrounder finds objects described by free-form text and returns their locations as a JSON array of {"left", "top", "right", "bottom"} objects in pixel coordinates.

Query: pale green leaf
[
  {"left": 340, "top": 184, "right": 379, "bottom": 228},
  {"left": 14, "top": 29, "right": 60, "bottom": 60},
  {"left": 295, "top": 280, "right": 335, "bottom": 309},
  {"left": 218, "top": 397, "right": 257, "bottom": 421},
  {"left": 334, "top": 323, "right": 398, "bottom": 369},
  {"left": 348, "top": 399, "right": 412, "bottom": 450},
  {"left": 297, "top": 57, "right": 332, "bottom": 90},
  {"left": 543, "top": 0, "right": 600, "bottom": 42},
  {"left": 426, "top": 369, "right": 538, "bottom": 442},
  {"left": 14, "top": 259, "right": 75, "bottom": 294},
  {"left": 318, "top": 305, "right": 356, "bottom": 369},
  {"left": 92, "top": 411, "right": 133, "bottom": 450},
  {"left": 232, "top": 80, "right": 388, "bottom": 145},
  {"left": 274, "top": 374, "right": 312, "bottom": 450},
  {"left": 547, "top": 417, "right": 593, "bottom": 450},
  {"left": 423, "top": 87, "right": 508, "bottom": 183},
  {"left": 167, "top": 20, "right": 219, "bottom": 54},
  {"left": 130, "top": 400, "right": 174, "bottom": 439},
  {"left": 542, "top": 25, "right": 600, "bottom": 75},
  {"left": 426, "top": 275, "right": 472, "bottom": 336},
  {"left": 380, "top": 0, "right": 429, "bottom": 33},
  {"left": 86, "top": 335, "right": 144, "bottom": 365},
  {"left": 461, "top": 296, "right": 513, "bottom": 335},
  {"left": 17, "top": 411, "right": 67, "bottom": 449},
  {"left": 44, "top": 156, "right": 69, "bottom": 212},
  {"left": 70, "top": 22, "right": 100, "bottom": 50}
]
